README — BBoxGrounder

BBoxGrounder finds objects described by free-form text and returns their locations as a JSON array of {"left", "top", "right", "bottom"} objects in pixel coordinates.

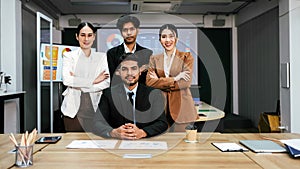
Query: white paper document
[
  {"left": 66, "top": 140, "right": 118, "bottom": 149},
  {"left": 212, "top": 142, "right": 248, "bottom": 152},
  {"left": 119, "top": 141, "right": 168, "bottom": 150},
  {"left": 280, "top": 139, "right": 300, "bottom": 151}
]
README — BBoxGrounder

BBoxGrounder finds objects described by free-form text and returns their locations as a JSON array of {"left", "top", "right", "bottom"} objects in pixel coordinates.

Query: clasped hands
[{"left": 110, "top": 123, "right": 147, "bottom": 140}]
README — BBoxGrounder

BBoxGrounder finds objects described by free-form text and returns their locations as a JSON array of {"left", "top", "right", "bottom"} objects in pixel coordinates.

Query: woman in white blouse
[{"left": 61, "top": 22, "right": 110, "bottom": 132}]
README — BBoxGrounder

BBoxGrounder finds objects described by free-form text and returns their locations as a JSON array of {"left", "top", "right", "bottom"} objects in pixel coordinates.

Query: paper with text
[
  {"left": 119, "top": 141, "right": 168, "bottom": 150},
  {"left": 66, "top": 140, "right": 118, "bottom": 149}
]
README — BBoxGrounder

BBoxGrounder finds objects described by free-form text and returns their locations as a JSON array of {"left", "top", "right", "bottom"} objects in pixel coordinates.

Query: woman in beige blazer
[
  {"left": 146, "top": 24, "right": 198, "bottom": 131},
  {"left": 61, "top": 22, "right": 110, "bottom": 132}
]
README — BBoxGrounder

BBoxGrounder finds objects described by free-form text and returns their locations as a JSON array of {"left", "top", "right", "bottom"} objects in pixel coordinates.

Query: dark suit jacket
[
  {"left": 107, "top": 43, "right": 153, "bottom": 85},
  {"left": 93, "top": 83, "right": 168, "bottom": 138}
]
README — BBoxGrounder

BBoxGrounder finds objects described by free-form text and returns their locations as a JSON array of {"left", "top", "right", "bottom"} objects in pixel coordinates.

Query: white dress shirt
[{"left": 123, "top": 43, "right": 137, "bottom": 53}]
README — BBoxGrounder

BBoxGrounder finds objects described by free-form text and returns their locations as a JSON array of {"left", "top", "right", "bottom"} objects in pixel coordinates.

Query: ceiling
[{"left": 31, "top": 0, "right": 254, "bottom": 17}]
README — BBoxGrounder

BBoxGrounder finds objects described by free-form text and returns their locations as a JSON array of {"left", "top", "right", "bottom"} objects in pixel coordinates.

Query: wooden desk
[
  {"left": 196, "top": 102, "right": 225, "bottom": 122},
  {"left": 27, "top": 133, "right": 260, "bottom": 169},
  {"left": 0, "top": 91, "right": 25, "bottom": 133},
  {"left": 4, "top": 132, "right": 300, "bottom": 169},
  {"left": 0, "top": 134, "right": 48, "bottom": 169},
  {"left": 227, "top": 133, "right": 300, "bottom": 169}
]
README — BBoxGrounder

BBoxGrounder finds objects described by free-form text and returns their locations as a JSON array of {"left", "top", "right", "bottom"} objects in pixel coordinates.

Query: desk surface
[
  {"left": 0, "top": 134, "right": 48, "bottom": 169},
  {"left": 0, "top": 91, "right": 26, "bottom": 97},
  {"left": 2, "top": 132, "right": 299, "bottom": 169},
  {"left": 195, "top": 102, "right": 225, "bottom": 122}
]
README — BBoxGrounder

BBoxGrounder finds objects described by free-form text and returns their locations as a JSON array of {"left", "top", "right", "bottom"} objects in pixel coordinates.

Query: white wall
[
  {"left": 279, "top": 0, "right": 300, "bottom": 133},
  {"left": 0, "top": 0, "right": 22, "bottom": 133}
]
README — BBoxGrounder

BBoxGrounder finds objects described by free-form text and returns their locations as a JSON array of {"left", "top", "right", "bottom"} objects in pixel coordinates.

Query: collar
[
  {"left": 123, "top": 43, "right": 137, "bottom": 53},
  {"left": 124, "top": 83, "right": 138, "bottom": 96},
  {"left": 163, "top": 48, "right": 177, "bottom": 59}
]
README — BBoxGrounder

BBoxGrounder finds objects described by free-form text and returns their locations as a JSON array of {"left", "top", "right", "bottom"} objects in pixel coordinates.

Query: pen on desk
[
  {"left": 198, "top": 109, "right": 217, "bottom": 112},
  {"left": 226, "top": 149, "right": 245, "bottom": 152}
]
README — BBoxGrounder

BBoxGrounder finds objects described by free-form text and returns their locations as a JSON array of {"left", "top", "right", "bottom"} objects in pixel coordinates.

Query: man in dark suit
[
  {"left": 93, "top": 53, "right": 168, "bottom": 139},
  {"left": 107, "top": 15, "right": 153, "bottom": 86}
]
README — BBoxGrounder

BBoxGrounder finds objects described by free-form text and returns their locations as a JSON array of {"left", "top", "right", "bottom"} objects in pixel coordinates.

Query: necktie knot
[{"left": 127, "top": 92, "right": 134, "bottom": 105}]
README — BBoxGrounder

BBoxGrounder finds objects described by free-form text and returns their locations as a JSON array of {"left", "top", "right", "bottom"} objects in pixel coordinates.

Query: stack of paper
[{"left": 280, "top": 139, "right": 300, "bottom": 158}]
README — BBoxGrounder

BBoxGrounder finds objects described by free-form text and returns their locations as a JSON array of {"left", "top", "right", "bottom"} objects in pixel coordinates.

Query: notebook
[
  {"left": 285, "top": 144, "right": 300, "bottom": 158},
  {"left": 212, "top": 142, "right": 248, "bottom": 152},
  {"left": 239, "top": 140, "right": 286, "bottom": 153}
]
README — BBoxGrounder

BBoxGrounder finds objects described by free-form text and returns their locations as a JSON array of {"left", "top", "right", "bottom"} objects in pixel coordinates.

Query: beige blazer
[{"left": 146, "top": 50, "right": 198, "bottom": 123}]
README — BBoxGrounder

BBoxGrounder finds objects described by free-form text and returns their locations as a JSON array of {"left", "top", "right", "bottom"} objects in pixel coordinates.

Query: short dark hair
[
  {"left": 116, "top": 15, "right": 140, "bottom": 31},
  {"left": 159, "top": 24, "right": 178, "bottom": 40},
  {"left": 76, "top": 22, "right": 97, "bottom": 35},
  {"left": 118, "top": 53, "right": 140, "bottom": 68}
]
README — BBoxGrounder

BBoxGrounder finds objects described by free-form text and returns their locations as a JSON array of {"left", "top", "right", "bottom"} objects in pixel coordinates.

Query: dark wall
[
  {"left": 238, "top": 7, "right": 279, "bottom": 127},
  {"left": 199, "top": 28, "right": 232, "bottom": 114},
  {"left": 22, "top": 8, "right": 37, "bottom": 131},
  {"left": 62, "top": 28, "right": 79, "bottom": 46}
]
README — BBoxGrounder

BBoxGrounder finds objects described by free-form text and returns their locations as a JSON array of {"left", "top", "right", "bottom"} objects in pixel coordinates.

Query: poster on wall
[{"left": 39, "top": 43, "right": 79, "bottom": 82}]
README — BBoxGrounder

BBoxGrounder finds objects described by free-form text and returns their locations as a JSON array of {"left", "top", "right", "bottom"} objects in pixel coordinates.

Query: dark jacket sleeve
[
  {"left": 93, "top": 90, "right": 114, "bottom": 138},
  {"left": 106, "top": 48, "right": 117, "bottom": 80},
  {"left": 141, "top": 88, "right": 168, "bottom": 137}
]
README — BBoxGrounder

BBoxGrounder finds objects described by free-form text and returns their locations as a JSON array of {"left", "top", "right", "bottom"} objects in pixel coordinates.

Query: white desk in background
[
  {"left": 0, "top": 91, "right": 26, "bottom": 133},
  {"left": 195, "top": 102, "right": 225, "bottom": 122}
]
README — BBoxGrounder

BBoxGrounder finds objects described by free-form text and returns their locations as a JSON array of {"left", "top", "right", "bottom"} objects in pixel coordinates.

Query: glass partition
[{"left": 36, "top": 12, "right": 53, "bottom": 133}]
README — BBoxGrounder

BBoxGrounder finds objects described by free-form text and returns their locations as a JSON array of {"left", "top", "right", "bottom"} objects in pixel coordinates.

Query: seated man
[{"left": 93, "top": 53, "right": 168, "bottom": 139}]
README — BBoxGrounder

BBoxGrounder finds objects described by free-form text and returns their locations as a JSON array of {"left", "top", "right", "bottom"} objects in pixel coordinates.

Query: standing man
[
  {"left": 93, "top": 53, "right": 168, "bottom": 139},
  {"left": 107, "top": 15, "right": 153, "bottom": 85}
]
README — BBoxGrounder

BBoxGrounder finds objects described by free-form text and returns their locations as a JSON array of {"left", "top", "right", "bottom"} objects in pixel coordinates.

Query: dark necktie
[{"left": 127, "top": 92, "right": 134, "bottom": 105}]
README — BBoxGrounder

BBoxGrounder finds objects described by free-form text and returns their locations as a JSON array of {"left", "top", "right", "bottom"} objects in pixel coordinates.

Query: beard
[
  {"left": 124, "top": 75, "right": 138, "bottom": 86},
  {"left": 124, "top": 36, "right": 136, "bottom": 44},
  {"left": 128, "top": 81, "right": 138, "bottom": 86}
]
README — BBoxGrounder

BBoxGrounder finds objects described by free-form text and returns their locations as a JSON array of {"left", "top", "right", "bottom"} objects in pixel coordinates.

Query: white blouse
[
  {"left": 164, "top": 48, "right": 176, "bottom": 77},
  {"left": 61, "top": 48, "right": 110, "bottom": 118}
]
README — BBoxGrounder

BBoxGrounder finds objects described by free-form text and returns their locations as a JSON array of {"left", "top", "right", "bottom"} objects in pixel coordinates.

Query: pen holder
[{"left": 15, "top": 144, "right": 34, "bottom": 167}]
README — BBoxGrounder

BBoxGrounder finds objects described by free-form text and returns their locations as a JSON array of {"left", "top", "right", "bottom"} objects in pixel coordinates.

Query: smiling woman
[
  {"left": 61, "top": 22, "right": 110, "bottom": 132},
  {"left": 146, "top": 24, "right": 199, "bottom": 132}
]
